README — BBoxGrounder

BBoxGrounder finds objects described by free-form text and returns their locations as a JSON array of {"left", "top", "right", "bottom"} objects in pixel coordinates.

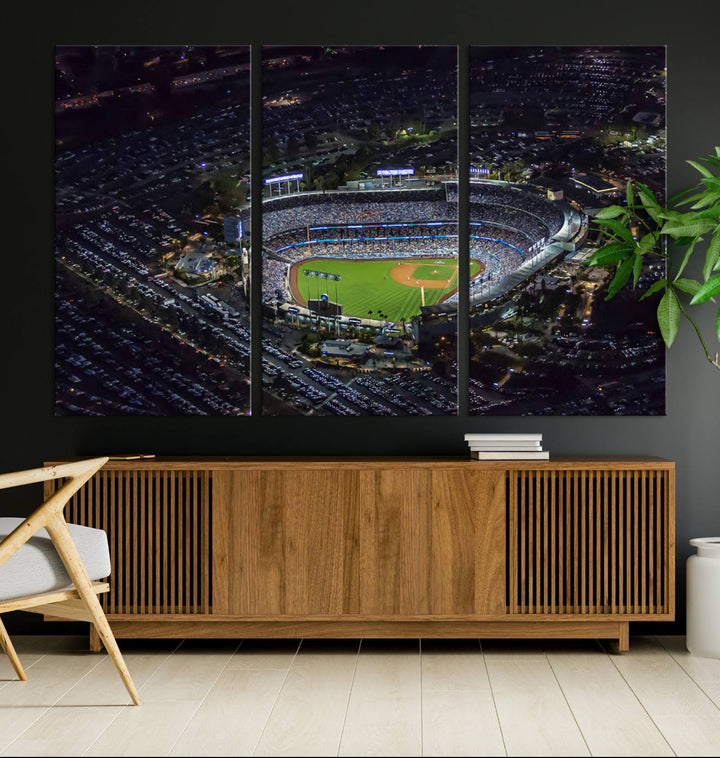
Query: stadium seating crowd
[{"left": 261, "top": 184, "right": 568, "bottom": 305}]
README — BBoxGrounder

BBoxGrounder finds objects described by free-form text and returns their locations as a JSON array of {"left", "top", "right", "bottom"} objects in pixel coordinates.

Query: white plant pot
[{"left": 686, "top": 537, "right": 720, "bottom": 658}]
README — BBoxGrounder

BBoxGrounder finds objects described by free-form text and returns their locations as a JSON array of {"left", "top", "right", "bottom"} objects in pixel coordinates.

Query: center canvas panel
[{"left": 261, "top": 46, "right": 458, "bottom": 416}]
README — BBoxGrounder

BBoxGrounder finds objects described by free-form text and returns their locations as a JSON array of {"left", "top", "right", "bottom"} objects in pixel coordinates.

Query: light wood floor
[{"left": 1, "top": 634, "right": 719, "bottom": 756}]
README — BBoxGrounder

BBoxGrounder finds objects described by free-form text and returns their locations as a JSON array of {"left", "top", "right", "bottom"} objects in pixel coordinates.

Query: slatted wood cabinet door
[
  {"left": 46, "top": 466, "right": 212, "bottom": 616},
  {"left": 507, "top": 466, "right": 673, "bottom": 619},
  {"left": 211, "top": 466, "right": 506, "bottom": 618}
]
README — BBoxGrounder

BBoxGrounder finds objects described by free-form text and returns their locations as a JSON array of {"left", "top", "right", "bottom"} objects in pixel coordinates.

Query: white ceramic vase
[{"left": 686, "top": 537, "right": 720, "bottom": 658}]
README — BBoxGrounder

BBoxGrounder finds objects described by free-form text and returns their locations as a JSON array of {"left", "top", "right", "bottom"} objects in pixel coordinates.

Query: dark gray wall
[{"left": 3, "top": 0, "right": 719, "bottom": 634}]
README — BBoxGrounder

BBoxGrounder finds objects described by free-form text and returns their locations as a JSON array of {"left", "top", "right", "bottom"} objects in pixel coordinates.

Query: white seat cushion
[{"left": 0, "top": 518, "right": 111, "bottom": 602}]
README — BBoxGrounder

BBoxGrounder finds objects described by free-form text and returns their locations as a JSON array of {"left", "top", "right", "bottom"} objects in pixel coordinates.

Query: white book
[
  {"left": 468, "top": 440, "right": 542, "bottom": 447},
  {"left": 471, "top": 451, "right": 550, "bottom": 460},
  {"left": 464, "top": 433, "right": 543, "bottom": 441},
  {"left": 469, "top": 444, "right": 543, "bottom": 451}
]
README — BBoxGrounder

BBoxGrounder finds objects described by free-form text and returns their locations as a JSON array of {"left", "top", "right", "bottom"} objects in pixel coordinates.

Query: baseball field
[{"left": 289, "top": 257, "right": 484, "bottom": 322}]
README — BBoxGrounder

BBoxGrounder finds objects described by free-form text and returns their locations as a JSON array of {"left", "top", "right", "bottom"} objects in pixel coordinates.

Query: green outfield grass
[{"left": 292, "top": 257, "right": 482, "bottom": 322}]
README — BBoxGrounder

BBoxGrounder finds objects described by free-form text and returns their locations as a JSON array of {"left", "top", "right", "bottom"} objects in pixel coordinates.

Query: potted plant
[{"left": 586, "top": 147, "right": 720, "bottom": 372}]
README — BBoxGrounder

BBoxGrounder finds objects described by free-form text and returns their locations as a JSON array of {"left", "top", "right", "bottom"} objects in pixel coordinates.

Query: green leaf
[
  {"left": 673, "top": 236, "right": 696, "bottom": 247},
  {"left": 716, "top": 146, "right": 720, "bottom": 159},
  {"left": 639, "top": 278, "right": 667, "bottom": 301},
  {"left": 637, "top": 186, "right": 663, "bottom": 224},
  {"left": 690, "top": 274, "right": 720, "bottom": 304},
  {"left": 704, "top": 228, "right": 720, "bottom": 281},
  {"left": 688, "top": 159, "right": 714, "bottom": 178},
  {"left": 717, "top": 305, "right": 720, "bottom": 343},
  {"left": 626, "top": 182, "right": 634, "bottom": 207},
  {"left": 594, "top": 205, "right": 625, "bottom": 219},
  {"left": 661, "top": 219, "right": 715, "bottom": 238},
  {"left": 674, "top": 238, "right": 699, "bottom": 280},
  {"left": 596, "top": 218, "right": 635, "bottom": 244},
  {"left": 659, "top": 209, "right": 684, "bottom": 223},
  {"left": 586, "top": 243, "right": 634, "bottom": 267},
  {"left": 636, "top": 232, "right": 659, "bottom": 255},
  {"left": 606, "top": 255, "right": 634, "bottom": 300},
  {"left": 670, "top": 186, "right": 698, "bottom": 204},
  {"left": 674, "top": 188, "right": 720, "bottom": 209},
  {"left": 701, "top": 176, "right": 720, "bottom": 191},
  {"left": 632, "top": 253, "right": 643, "bottom": 289},
  {"left": 657, "top": 289, "right": 680, "bottom": 348},
  {"left": 691, "top": 207, "right": 720, "bottom": 221},
  {"left": 690, "top": 192, "right": 720, "bottom": 210},
  {"left": 676, "top": 191, "right": 705, "bottom": 207},
  {"left": 673, "top": 278, "right": 701, "bottom": 296}
]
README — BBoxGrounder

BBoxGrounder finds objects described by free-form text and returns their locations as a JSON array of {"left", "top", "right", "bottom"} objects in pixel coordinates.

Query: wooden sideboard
[{"left": 44, "top": 457, "right": 675, "bottom": 651}]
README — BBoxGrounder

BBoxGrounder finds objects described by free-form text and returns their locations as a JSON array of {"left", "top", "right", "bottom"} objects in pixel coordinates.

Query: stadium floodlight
[
  {"left": 264, "top": 173, "right": 304, "bottom": 185},
  {"left": 376, "top": 168, "right": 414, "bottom": 176}
]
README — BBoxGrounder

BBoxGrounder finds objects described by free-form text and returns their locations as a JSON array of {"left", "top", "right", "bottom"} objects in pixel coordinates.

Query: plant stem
[
  {"left": 634, "top": 210, "right": 656, "bottom": 237},
  {"left": 673, "top": 289, "right": 720, "bottom": 373}
]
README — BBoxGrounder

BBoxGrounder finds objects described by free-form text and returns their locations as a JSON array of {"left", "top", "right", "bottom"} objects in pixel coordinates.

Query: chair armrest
[
  {"left": 0, "top": 457, "right": 108, "bottom": 569},
  {"left": 0, "top": 458, "right": 108, "bottom": 491}
]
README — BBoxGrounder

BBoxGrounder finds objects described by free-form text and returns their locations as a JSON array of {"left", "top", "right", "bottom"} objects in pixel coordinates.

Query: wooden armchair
[{"left": 0, "top": 457, "right": 141, "bottom": 705}]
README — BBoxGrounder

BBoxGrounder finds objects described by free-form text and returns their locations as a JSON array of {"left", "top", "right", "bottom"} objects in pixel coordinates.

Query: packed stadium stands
[{"left": 259, "top": 182, "right": 574, "bottom": 309}]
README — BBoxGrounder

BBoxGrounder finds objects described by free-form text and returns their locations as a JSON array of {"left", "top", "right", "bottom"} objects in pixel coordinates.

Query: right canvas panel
[{"left": 469, "top": 46, "right": 666, "bottom": 415}]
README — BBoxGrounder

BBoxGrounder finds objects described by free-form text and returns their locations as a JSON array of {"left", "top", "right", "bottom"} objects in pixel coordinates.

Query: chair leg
[
  {"left": 45, "top": 516, "right": 142, "bottom": 705},
  {"left": 89, "top": 625, "right": 102, "bottom": 653},
  {"left": 0, "top": 616, "right": 27, "bottom": 681}
]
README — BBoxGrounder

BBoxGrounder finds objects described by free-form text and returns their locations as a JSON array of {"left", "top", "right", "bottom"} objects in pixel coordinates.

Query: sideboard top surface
[{"left": 45, "top": 456, "right": 674, "bottom": 471}]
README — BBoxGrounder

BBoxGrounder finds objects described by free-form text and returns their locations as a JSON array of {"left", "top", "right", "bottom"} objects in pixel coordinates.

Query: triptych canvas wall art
[{"left": 55, "top": 45, "right": 666, "bottom": 417}]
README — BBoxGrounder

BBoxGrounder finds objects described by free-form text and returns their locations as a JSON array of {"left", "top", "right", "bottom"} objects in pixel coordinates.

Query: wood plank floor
[{"left": 1, "top": 635, "right": 719, "bottom": 756}]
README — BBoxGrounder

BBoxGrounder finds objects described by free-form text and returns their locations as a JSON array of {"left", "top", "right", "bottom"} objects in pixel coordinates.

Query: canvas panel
[
  {"left": 468, "top": 45, "right": 666, "bottom": 416},
  {"left": 261, "top": 46, "right": 459, "bottom": 416},
  {"left": 55, "top": 45, "right": 251, "bottom": 416}
]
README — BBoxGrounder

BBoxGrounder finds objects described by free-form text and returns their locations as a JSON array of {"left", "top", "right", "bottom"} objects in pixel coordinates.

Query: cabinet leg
[
  {"left": 618, "top": 622, "right": 630, "bottom": 652},
  {"left": 89, "top": 625, "right": 101, "bottom": 652},
  {"left": 607, "top": 622, "right": 630, "bottom": 654}
]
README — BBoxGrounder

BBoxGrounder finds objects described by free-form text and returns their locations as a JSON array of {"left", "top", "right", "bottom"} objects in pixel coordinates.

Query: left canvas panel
[{"left": 55, "top": 46, "right": 251, "bottom": 415}]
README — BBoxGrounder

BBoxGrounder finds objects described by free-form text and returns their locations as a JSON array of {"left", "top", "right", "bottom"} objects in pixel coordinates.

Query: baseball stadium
[{"left": 261, "top": 181, "right": 585, "bottom": 325}]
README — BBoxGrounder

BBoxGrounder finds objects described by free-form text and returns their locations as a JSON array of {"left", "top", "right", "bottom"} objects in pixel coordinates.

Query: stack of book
[{"left": 464, "top": 433, "right": 549, "bottom": 460}]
